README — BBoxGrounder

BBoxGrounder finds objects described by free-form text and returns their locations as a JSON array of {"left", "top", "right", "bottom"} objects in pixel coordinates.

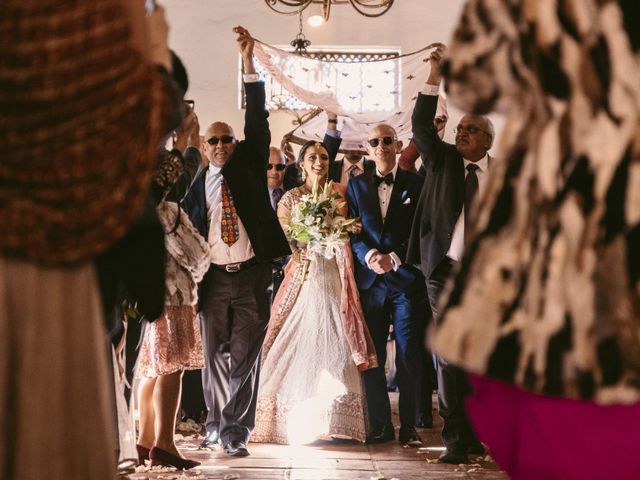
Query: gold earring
[{"left": 301, "top": 169, "right": 307, "bottom": 181}]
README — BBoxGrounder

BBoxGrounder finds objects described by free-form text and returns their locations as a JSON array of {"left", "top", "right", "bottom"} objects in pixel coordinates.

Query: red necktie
[{"left": 220, "top": 178, "right": 239, "bottom": 246}]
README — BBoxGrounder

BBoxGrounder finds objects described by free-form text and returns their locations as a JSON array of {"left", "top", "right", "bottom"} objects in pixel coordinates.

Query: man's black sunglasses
[
  {"left": 367, "top": 136, "right": 396, "bottom": 148},
  {"left": 206, "top": 135, "right": 235, "bottom": 145},
  {"left": 267, "top": 164, "right": 286, "bottom": 171}
]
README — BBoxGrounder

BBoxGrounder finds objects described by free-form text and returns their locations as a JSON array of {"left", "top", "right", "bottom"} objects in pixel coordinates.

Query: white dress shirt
[
  {"left": 205, "top": 164, "right": 254, "bottom": 264},
  {"left": 421, "top": 83, "right": 441, "bottom": 96},
  {"left": 364, "top": 163, "right": 402, "bottom": 272},
  {"left": 446, "top": 154, "right": 490, "bottom": 261}
]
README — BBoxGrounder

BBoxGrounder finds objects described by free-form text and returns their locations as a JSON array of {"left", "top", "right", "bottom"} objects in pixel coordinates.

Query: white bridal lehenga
[{"left": 252, "top": 186, "right": 377, "bottom": 445}]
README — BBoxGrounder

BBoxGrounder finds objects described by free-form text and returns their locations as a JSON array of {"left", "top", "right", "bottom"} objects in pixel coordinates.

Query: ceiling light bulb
[{"left": 307, "top": 15, "right": 325, "bottom": 27}]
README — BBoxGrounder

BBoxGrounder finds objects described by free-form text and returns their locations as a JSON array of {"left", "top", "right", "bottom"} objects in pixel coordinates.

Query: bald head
[
  {"left": 366, "top": 123, "right": 402, "bottom": 174},
  {"left": 202, "top": 122, "right": 237, "bottom": 167},
  {"left": 269, "top": 146, "right": 285, "bottom": 162},
  {"left": 369, "top": 123, "right": 397, "bottom": 139},
  {"left": 205, "top": 122, "right": 235, "bottom": 139}
]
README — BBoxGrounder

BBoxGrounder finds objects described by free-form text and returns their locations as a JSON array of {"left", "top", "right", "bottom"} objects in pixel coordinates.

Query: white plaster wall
[{"left": 162, "top": 0, "right": 469, "bottom": 147}]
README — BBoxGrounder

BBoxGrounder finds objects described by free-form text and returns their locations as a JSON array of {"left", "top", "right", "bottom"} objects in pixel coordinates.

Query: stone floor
[{"left": 125, "top": 394, "right": 508, "bottom": 480}]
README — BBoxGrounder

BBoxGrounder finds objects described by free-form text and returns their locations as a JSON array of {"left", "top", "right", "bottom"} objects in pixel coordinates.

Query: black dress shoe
[
  {"left": 224, "top": 440, "right": 250, "bottom": 457},
  {"left": 199, "top": 428, "right": 219, "bottom": 449},
  {"left": 438, "top": 449, "right": 469, "bottom": 464},
  {"left": 366, "top": 424, "right": 395, "bottom": 444},
  {"left": 398, "top": 426, "right": 423, "bottom": 447},
  {"left": 149, "top": 446, "right": 201, "bottom": 470}
]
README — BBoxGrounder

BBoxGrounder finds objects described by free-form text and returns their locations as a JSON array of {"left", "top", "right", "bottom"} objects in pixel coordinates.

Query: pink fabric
[
  {"left": 467, "top": 373, "right": 640, "bottom": 480},
  {"left": 137, "top": 305, "right": 204, "bottom": 378},
  {"left": 333, "top": 183, "right": 376, "bottom": 371},
  {"left": 336, "top": 243, "right": 378, "bottom": 371}
]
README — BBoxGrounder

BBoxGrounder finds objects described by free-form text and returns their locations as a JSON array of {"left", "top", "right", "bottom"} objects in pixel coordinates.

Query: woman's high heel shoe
[
  {"left": 149, "top": 446, "right": 200, "bottom": 470},
  {"left": 136, "top": 444, "right": 150, "bottom": 465}
]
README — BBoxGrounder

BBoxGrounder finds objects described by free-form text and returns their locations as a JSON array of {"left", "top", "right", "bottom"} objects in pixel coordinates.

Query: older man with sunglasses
[
  {"left": 182, "top": 27, "right": 289, "bottom": 458},
  {"left": 406, "top": 44, "right": 493, "bottom": 465},
  {"left": 266, "top": 147, "right": 286, "bottom": 210},
  {"left": 265, "top": 146, "right": 288, "bottom": 304},
  {"left": 346, "top": 123, "right": 428, "bottom": 448}
]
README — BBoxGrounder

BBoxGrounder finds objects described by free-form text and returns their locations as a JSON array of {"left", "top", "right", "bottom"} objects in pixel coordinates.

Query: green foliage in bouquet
[{"left": 286, "top": 180, "right": 357, "bottom": 260}]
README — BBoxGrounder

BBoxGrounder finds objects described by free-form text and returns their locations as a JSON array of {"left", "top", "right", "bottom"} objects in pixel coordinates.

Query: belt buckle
[{"left": 225, "top": 262, "right": 241, "bottom": 273}]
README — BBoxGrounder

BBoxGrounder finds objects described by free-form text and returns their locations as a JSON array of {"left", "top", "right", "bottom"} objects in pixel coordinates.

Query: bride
[{"left": 252, "top": 140, "right": 377, "bottom": 445}]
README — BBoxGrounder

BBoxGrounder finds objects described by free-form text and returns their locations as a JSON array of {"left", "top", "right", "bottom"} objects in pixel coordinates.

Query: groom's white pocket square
[{"left": 403, "top": 197, "right": 411, "bottom": 205}]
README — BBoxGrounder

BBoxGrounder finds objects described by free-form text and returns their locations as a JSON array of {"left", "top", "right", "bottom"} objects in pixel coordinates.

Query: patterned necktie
[
  {"left": 220, "top": 177, "right": 239, "bottom": 246},
  {"left": 271, "top": 187, "right": 284, "bottom": 210},
  {"left": 348, "top": 164, "right": 359, "bottom": 179},
  {"left": 464, "top": 163, "right": 480, "bottom": 238}
]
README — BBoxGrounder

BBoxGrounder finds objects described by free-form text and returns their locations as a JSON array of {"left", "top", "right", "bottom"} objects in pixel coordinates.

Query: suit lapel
[
  {"left": 363, "top": 169, "right": 384, "bottom": 233},
  {"left": 364, "top": 159, "right": 375, "bottom": 175},
  {"left": 383, "top": 167, "right": 407, "bottom": 233},
  {"left": 197, "top": 169, "right": 209, "bottom": 234}
]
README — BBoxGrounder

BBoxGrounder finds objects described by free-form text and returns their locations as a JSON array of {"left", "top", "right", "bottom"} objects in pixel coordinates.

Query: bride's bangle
[{"left": 292, "top": 248, "right": 302, "bottom": 263}]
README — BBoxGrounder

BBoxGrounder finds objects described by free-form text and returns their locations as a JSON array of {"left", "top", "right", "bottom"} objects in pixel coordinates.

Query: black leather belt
[{"left": 212, "top": 257, "right": 258, "bottom": 273}]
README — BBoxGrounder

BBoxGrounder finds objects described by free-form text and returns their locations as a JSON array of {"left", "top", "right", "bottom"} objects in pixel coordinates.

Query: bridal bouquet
[{"left": 286, "top": 180, "right": 357, "bottom": 265}]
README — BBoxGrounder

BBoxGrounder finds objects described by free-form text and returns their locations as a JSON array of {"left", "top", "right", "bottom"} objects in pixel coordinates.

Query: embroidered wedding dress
[{"left": 252, "top": 185, "right": 377, "bottom": 445}]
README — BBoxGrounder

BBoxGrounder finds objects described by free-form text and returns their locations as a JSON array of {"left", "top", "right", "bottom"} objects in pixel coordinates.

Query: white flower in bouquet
[{"left": 286, "top": 180, "right": 358, "bottom": 279}]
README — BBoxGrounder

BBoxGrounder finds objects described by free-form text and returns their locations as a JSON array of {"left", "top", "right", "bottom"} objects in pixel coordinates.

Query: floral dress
[{"left": 137, "top": 201, "right": 210, "bottom": 377}]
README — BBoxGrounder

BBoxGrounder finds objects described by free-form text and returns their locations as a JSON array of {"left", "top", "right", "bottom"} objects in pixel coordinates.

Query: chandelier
[{"left": 264, "top": 0, "right": 395, "bottom": 21}]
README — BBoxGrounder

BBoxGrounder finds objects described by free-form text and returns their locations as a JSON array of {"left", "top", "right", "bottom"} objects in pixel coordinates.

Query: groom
[{"left": 346, "top": 123, "right": 427, "bottom": 446}]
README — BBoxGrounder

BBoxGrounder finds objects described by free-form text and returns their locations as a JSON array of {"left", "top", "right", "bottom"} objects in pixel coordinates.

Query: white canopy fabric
[{"left": 253, "top": 40, "right": 447, "bottom": 152}]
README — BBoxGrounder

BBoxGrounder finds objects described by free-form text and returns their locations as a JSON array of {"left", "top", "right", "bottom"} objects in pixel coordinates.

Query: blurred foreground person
[
  {"left": 0, "top": 1, "right": 172, "bottom": 479},
  {"left": 135, "top": 109, "right": 208, "bottom": 470},
  {"left": 429, "top": 1, "right": 640, "bottom": 478}
]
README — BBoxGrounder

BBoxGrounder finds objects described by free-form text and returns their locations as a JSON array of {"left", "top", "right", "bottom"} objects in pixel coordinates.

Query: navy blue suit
[{"left": 347, "top": 167, "right": 427, "bottom": 432}]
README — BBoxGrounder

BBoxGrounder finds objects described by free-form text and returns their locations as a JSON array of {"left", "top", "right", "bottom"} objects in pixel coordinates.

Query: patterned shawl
[{"left": 0, "top": 0, "right": 168, "bottom": 265}]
